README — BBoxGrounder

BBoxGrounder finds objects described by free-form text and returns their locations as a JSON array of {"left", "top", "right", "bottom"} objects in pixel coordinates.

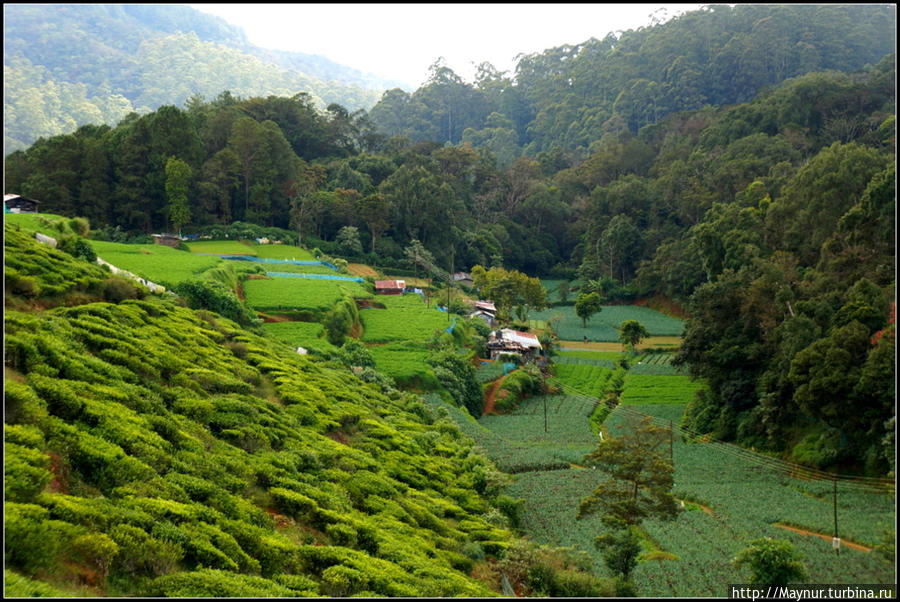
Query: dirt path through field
[
  {"left": 773, "top": 523, "right": 872, "bottom": 551},
  {"left": 482, "top": 372, "right": 514, "bottom": 415}
]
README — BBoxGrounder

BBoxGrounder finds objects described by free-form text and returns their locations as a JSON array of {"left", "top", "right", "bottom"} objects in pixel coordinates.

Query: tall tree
[
  {"left": 578, "top": 415, "right": 678, "bottom": 528},
  {"left": 164, "top": 156, "right": 192, "bottom": 235}
]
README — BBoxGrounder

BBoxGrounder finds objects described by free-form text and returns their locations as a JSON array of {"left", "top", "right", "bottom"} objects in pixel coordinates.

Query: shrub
[
  {"left": 4, "top": 443, "right": 52, "bottom": 503},
  {"left": 321, "top": 564, "right": 368, "bottom": 597},
  {"left": 69, "top": 533, "right": 119, "bottom": 579},
  {"left": 102, "top": 276, "right": 144, "bottom": 303},
  {"left": 2, "top": 382, "right": 49, "bottom": 426},
  {"left": 270, "top": 487, "right": 318, "bottom": 519},
  {"left": 5, "top": 503, "right": 81, "bottom": 575},
  {"left": 733, "top": 538, "right": 808, "bottom": 586},
  {"left": 146, "top": 569, "right": 296, "bottom": 597}
]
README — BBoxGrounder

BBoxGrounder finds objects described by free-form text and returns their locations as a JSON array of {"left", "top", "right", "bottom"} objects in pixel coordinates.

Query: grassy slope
[
  {"left": 90, "top": 240, "right": 222, "bottom": 288},
  {"left": 4, "top": 232, "right": 513, "bottom": 597}
]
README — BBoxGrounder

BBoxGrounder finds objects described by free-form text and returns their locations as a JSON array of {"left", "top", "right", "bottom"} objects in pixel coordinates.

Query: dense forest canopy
[{"left": 3, "top": 4, "right": 896, "bottom": 474}]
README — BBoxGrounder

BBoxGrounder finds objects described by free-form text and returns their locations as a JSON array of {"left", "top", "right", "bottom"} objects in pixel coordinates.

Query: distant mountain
[{"left": 3, "top": 4, "right": 401, "bottom": 153}]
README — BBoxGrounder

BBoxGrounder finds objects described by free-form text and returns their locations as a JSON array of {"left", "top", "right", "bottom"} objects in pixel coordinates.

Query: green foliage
[
  {"left": 4, "top": 570, "right": 69, "bottom": 597},
  {"left": 733, "top": 538, "right": 808, "bottom": 586},
  {"left": 578, "top": 415, "right": 677, "bottom": 528},
  {"left": 108, "top": 524, "right": 184, "bottom": 577},
  {"left": 595, "top": 527, "right": 641, "bottom": 580},
  {"left": 428, "top": 349, "right": 483, "bottom": 417},
  {"left": 493, "top": 367, "right": 545, "bottom": 413},
  {"left": 471, "top": 265, "right": 548, "bottom": 322}
]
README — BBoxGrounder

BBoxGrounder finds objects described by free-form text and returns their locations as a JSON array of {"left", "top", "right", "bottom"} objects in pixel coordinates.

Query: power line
[{"left": 552, "top": 380, "right": 896, "bottom": 492}]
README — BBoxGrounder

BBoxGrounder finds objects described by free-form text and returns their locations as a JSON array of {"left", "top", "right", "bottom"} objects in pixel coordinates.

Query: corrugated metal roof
[
  {"left": 374, "top": 280, "right": 405, "bottom": 289},
  {"left": 499, "top": 328, "right": 542, "bottom": 349}
]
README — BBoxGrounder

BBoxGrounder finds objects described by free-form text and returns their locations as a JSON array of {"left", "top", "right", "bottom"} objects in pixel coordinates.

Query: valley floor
[{"left": 427, "top": 351, "right": 897, "bottom": 597}]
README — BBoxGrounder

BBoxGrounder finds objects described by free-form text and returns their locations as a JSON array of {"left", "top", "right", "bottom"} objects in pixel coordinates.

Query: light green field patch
[
  {"left": 89, "top": 240, "right": 221, "bottom": 286},
  {"left": 620, "top": 373, "right": 704, "bottom": 405},
  {"left": 185, "top": 240, "right": 259, "bottom": 255},
  {"left": 4, "top": 212, "right": 78, "bottom": 237},
  {"left": 361, "top": 294, "right": 450, "bottom": 344},
  {"left": 261, "top": 321, "right": 336, "bottom": 354},
  {"left": 368, "top": 342, "right": 438, "bottom": 389},
  {"left": 243, "top": 278, "right": 371, "bottom": 312},
  {"left": 254, "top": 244, "right": 316, "bottom": 260}
]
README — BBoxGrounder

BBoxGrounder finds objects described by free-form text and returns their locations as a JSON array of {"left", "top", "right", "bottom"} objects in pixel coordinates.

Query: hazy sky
[{"left": 189, "top": 3, "right": 704, "bottom": 88}]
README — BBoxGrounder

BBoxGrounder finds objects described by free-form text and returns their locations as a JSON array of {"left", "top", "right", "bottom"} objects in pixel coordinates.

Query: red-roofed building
[{"left": 375, "top": 280, "right": 405, "bottom": 295}]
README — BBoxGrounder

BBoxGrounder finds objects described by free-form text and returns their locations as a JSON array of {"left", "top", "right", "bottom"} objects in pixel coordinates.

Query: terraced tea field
[
  {"left": 243, "top": 277, "right": 371, "bottom": 312},
  {"left": 361, "top": 294, "right": 451, "bottom": 344},
  {"left": 368, "top": 342, "right": 437, "bottom": 389}
]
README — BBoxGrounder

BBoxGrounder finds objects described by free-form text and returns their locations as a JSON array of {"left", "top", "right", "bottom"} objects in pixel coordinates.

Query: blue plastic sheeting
[
  {"left": 194, "top": 253, "right": 338, "bottom": 271},
  {"left": 436, "top": 306, "right": 448, "bottom": 312},
  {"left": 502, "top": 362, "right": 517, "bottom": 375},
  {"left": 266, "top": 272, "right": 363, "bottom": 282},
  {"left": 445, "top": 318, "right": 458, "bottom": 334}
]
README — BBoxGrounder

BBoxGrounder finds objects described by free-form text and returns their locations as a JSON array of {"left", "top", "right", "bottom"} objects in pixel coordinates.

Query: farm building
[
  {"left": 151, "top": 233, "right": 183, "bottom": 248},
  {"left": 375, "top": 280, "right": 405, "bottom": 295},
  {"left": 486, "top": 328, "right": 542, "bottom": 360},
  {"left": 469, "top": 300, "right": 498, "bottom": 327},
  {"left": 469, "top": 309, "right": 496, "bottom": 327},
  {"left": 4, "top": 194, "right": 40, "bottom": 213},
  {"left": 474, "top": 300, "right": 497, "bottom": 314},
  {"left": 451, "top": 272, "right": 474, "bottom": 287}
]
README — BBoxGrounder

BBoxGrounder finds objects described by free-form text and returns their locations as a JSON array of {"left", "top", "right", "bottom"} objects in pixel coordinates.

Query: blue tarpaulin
[{"left": 266, "top": 272, "right": 363, "bottom": 282}]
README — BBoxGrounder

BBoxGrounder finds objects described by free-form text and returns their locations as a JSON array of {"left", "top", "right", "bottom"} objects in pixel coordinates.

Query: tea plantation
[{"left": 5, "top": 224, "right": 614, "bottom": 597}]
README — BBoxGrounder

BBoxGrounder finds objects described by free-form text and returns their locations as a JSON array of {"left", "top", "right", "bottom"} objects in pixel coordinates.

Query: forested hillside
[
  {"left": 4, "top": 3, "right": 895, "bottom": 497},
  {"left": 3, "top": 4, "right": 400, "bottom": 152},
  {"left": 369, "top": 4, "right": 895, "bottom": 157}
]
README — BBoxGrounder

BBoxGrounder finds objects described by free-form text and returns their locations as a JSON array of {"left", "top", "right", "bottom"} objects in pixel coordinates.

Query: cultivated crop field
[
  {"left": 260, "top": 263, "right": 342, "bottom": 275},
  {"left": 629, "top": 353, "right": 684, "bottom": 375},
  {"left": 4, "top": 212, "right": 79, "bottom": 237},
  {"left": 556, "top": 349, "right": 623, "bottom": 364},
  {"left": 424, "top": 392, "right": 600, "bottom": 474},
  {"left": 619, "top": 373, "right": 704, "bottom": 405},
  {"left": 531, "top": 304, "right": 684, "bottom": 342},
  {"left": 89, "top": 240, "right": 222, "bottom": 286},
  {"left": 260, "top": 321, "right": 337, "bottom": 354},
  {"left": 434, "top": 350, "right": 895, "bottom": 597},
  {"left": 551, "top": 364, "right": 613, "bottom": 398},
  {"left": 361, "top": 294, "right": 451, "bottom": 344},
  {"left": 243, "top": 277, "right": 371, "bottom": 312},
  {"left": 185, "top": 240, "right": 259, "bottom": 255},
  {"left": 255, "top": 244, "right": 317, "bottom": 260}
]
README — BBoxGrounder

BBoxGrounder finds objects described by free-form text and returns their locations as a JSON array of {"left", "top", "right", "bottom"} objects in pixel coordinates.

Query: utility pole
[
  {"left": 669, "top": 420, "right": 674, "bottom": 468},
  {"left": 832, "top": 479, "right": 840, "bottom": 555},
  {"left": 447, "top": 253, "right": 454, "bottom": 322},
  {"left": 543, "top": 396, "right": 548, "bottom": 433}
]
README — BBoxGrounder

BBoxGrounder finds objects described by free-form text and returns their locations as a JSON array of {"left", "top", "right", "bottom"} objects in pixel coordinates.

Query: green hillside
[{"left": 4, "top": 221, "right": 614, "bottom": 597}]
